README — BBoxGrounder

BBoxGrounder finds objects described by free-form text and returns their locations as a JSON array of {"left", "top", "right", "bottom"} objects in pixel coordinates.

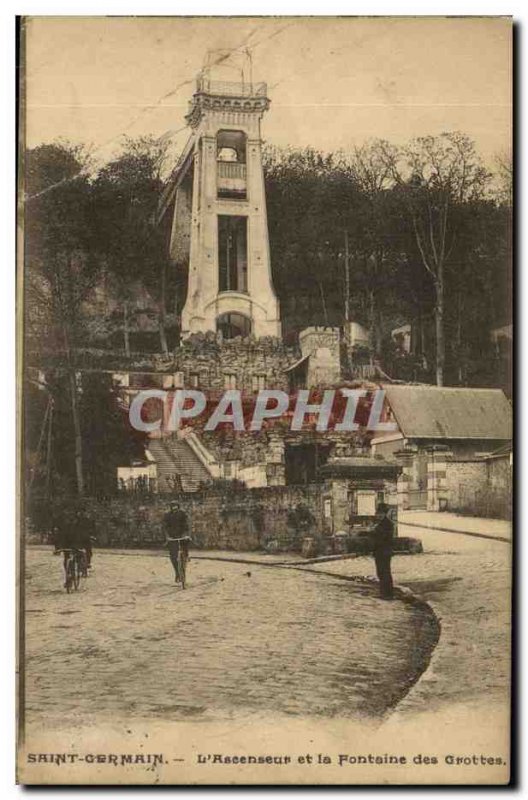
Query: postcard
[{"left": 18, "top": 15, "right": 512, "bottom": 785}]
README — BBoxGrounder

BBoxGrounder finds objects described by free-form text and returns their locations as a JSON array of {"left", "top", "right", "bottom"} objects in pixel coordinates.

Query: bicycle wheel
[
  {"left": 72, "top": 556, "right": 81, "bottom": 591},
  {"left": 65, "top": 558, "right": 75, "bottom": 593},
  {"left": 79, "top": 552, "right": 88, "bottom": 578},
  {"left": 179, "top": 553, "right": 186, "bottom": 590}
]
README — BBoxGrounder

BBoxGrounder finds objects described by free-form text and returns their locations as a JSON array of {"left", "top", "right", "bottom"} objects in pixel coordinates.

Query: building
[
  {"left": 157, "top": 53, "right": 280, "bottom": 339},
  {"left": 371, "top": 385, "right": 513, "bottom": 510},
  {"left": 118, "top": 57, "right": 512, "bottom": 519}
]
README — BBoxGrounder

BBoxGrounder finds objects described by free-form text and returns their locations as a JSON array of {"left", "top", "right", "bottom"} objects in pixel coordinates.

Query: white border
[{"left": 2, "top": 4, "right": 522, "bottom": 798}]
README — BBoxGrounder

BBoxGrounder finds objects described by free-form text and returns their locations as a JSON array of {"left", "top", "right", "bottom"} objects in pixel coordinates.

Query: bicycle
[
  {"left": 166, "top": 535, "right": 190, "bottom": 589},
  {"left": 176, "top": 549, "right": 187, "bottom": 590},
  {"left": 62, "top": 549, "right": 87, "bottom": 593}
]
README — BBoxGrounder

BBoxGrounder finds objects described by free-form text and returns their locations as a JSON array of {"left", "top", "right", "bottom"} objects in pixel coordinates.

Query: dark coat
[
  {"left": 372, "top": 515, "right": 394, "bottom": 555},
  {"left": 163, "top": 508, "right": 189, "bottom": 539}
]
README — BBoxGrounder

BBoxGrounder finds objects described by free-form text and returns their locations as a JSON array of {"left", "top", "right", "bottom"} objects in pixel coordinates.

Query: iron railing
[
  {"left": 196, "top": 77, "right": 267, "bottom": 97},
  {"left": 217, "top": 161, "right": 247, "bottom": 180}
]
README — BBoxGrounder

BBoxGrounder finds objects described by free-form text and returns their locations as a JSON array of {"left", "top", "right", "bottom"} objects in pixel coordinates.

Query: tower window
[
  {"left": 218, "top": 215, "right": 248, "bottom": 293},
  {"left": 216, "top": 130, "right": 246, "bottom": 163},
  {"left": 217, "top": 130, "right": 247, "bottom": 199}
]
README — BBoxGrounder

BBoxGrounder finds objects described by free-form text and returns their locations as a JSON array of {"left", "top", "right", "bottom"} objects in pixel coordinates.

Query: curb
[
  {"left": 383, "top": 589, "right": 444, "bottom": 721},
  {"left": 399, "top": 519, "right": 510, "bottom": 543}
]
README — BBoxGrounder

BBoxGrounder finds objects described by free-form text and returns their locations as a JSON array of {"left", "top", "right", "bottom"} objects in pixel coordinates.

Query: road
[
  {"left": 24, "top": 548, "right": 436, "bottom": 736},
  {"left": 304, "top": 524, "right": 511, "bottom": 721}
]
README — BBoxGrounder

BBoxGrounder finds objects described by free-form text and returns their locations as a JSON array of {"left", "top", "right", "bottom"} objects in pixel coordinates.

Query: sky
[{"left": 23, "top": 16, "right": 512, "bottom": 173}]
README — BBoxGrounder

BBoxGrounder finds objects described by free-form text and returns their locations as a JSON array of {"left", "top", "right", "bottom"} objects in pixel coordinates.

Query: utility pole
[
  {"left": 123, "top": 299, "right": 130, "bottom": 357},
  {"left": 29, "top": 397, "right": 51, "bottom": 491},
  {"left": 55, "top": 265, "right": 85, "bottom": 496},
  {"left": 344, "top": 229, "right": 350, "bottom": 324},
  {"left": 45, "top": 399, "right": 54, "bottom": 499}
]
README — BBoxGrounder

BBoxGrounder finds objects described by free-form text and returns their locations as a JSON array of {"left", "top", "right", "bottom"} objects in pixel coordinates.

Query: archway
[{"left": 216, "top": 312, "right": 252, "bottom": 339}]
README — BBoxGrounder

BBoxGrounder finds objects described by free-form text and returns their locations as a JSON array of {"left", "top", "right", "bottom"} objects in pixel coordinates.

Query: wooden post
[
  {"left": 344, "top": 229, "right": 350, "bottom": 324},
  {"left": 123, "top": 300, "right": 130, "bottom": 358},
  {"left": 45, "top": 399, "right": 53, "bottom": 498}
]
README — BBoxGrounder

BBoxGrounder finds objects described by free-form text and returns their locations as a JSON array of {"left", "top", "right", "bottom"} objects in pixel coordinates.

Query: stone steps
[{"left": 149, "top": 436, "right": 212, "bottom": 492}]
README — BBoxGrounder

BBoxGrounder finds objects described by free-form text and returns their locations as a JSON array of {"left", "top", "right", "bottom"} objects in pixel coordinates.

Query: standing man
[
  {"left": 163, "top": 501, "right": 191, "bottom": 584},
  {"left": 372, "top": 502, "right": 395, "bottom": 600}
]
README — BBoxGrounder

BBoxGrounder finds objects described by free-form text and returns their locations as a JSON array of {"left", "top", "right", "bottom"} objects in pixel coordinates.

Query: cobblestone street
[
  {"left": 24, "top": 547, "right": 436, "bottom": 735},
  {"left": 305, "top": 520, "right": 512, "bottom": 722}
]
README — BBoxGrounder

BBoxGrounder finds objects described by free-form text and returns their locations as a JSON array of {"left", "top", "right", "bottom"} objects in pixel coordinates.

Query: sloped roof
[
  {"left": 383, "top": 385, "right": 512, "bottom": 441},
  {"left": 484, "top": 443, "right": 513, "bottom": 460},
  {"left": 284, "top": 353, "right": 309, "bottom": 373}
]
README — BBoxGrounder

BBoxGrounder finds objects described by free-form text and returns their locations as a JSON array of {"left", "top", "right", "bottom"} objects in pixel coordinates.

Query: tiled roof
[{"left": 383, "top": 385, "right": 512, "bottom": 440}]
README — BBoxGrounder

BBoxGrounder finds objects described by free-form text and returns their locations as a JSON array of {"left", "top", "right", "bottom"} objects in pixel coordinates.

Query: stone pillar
[
  {"left": 329, "top": 478, "right": 350, "bottom": 532},
  {"left": 427, "top": 449, "right": 451, "bottom": 511},
  {"left": 265, "top": 433, "right": 285, "bottom": 486},
  {"left": 395, "top": 450, "right": 414, "bottom": 511}
]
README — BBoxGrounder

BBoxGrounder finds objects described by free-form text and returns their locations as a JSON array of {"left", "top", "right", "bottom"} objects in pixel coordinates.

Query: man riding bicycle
[
  {"left": 163, "top": 502, "right": 191, "bottom": 585},
  {"left": 53, "top": 506, "right": 94, "bottom": 581},
  {"left": 74, "top": 508, "right": 95, "bottom": 568}
]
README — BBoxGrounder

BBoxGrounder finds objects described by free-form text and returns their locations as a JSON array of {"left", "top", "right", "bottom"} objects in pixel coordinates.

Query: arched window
[
  {"left": 217, "top": 130, "right": 247, "bottom": 199},
  {"left": 217, "top": 312, "right": 252, "bottom": 340},
  {"left": 216, "top": 130, "right": 246, "bottom": 163}
]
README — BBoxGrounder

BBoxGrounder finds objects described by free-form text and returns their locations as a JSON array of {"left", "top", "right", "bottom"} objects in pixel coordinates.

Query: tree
[
  {"left": 25, "top": 142, "right": 100, "bottom": 494},
  {"left": 79, "top": 374, "right": 148, "bottom": 496},
  {"left": 342, "top": 142, "right": 402, "bottom": 354},
  {"left": 92, "top": 136, "right": 171, "bottom": 356},
  {"left": 494, "top": 149, "right": 513, "bottom": 208},
  {"left": 25, "top": 372, "right": 148, "bottom": 500},
  {"left": 263, "top": 144, "right": 413, "bottom": 364},
  {"left": 379, "top": 133, "right": 490, "bottom": 385},
  {"left": 264, "top": 146, "right": 363, "bottom": 337}
]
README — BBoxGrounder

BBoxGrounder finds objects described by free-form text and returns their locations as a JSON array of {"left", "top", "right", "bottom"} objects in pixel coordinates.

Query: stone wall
[
  {"left": 485, "top": 455, "right": 513, "bottom": 519},
  {"left": 441, "top": 456, "right": 511, "bottom": 519},
  {"left": 200, "top": 421, "right": 365, "bottom": 474},
  {"left": 443, "top": 458, "right": 488, "bottom": 513},
  {"left": 393, "top": 449, "right": 512, "bottom": 519},
  {"left": 36, "top": 484, "right": 329, "bottom": 553},
  {"left": 173, "top": 332, "right": 298, "bottom": 394},
  {"left": 391, "top": 443, "right": 512, "bottom": 516},
  {"left": 487, "top": 454, "right": 512, "bottom": 494},
  {"left": 200, "top": 428, "right": 281, "bottom": 470}
]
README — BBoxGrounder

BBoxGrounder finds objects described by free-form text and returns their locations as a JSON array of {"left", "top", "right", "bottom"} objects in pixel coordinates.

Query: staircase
[{"left": 148, "top": 436, "right": 213, "bottom": 492}]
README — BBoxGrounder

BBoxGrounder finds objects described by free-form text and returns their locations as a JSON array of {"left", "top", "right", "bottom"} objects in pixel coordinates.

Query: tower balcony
[
  {"left": 217, "top": 161, "right": 247, "bottom": 199},
  {"left": 196, "top": 76, "right": 267, "bottom": 98}
]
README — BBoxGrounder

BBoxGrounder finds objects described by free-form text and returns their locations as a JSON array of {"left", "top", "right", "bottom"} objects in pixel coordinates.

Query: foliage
[
  {"left": 91, "top": 136, "right": 173, "bottom": 354},
  {"left": 25, "top": 372, "right": 147, "bottom": 499},
  {"left": 263, "top": 137, "right": 511, "bottom": 388},
  {"left": 287, "top": 503, "right": 316, "bottom": 531},
  {"left": 24, "top": 142, "right": 100, "bottom": 350},
  {"left": 23, "top": 132, "right": 512, "bottom": 501}
]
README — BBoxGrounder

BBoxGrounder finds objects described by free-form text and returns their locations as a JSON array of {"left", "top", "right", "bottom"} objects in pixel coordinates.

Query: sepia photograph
[{"left": 17, "top": 15, "right": 512, "bottom": 785}]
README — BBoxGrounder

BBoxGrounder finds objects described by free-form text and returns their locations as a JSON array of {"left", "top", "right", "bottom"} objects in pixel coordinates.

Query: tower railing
[
  {"left": 196, "top": 77, "right": 268, "bottom": 98},
  {"left": 217, "top": 161, "right": 247, "bottom": 180}
]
